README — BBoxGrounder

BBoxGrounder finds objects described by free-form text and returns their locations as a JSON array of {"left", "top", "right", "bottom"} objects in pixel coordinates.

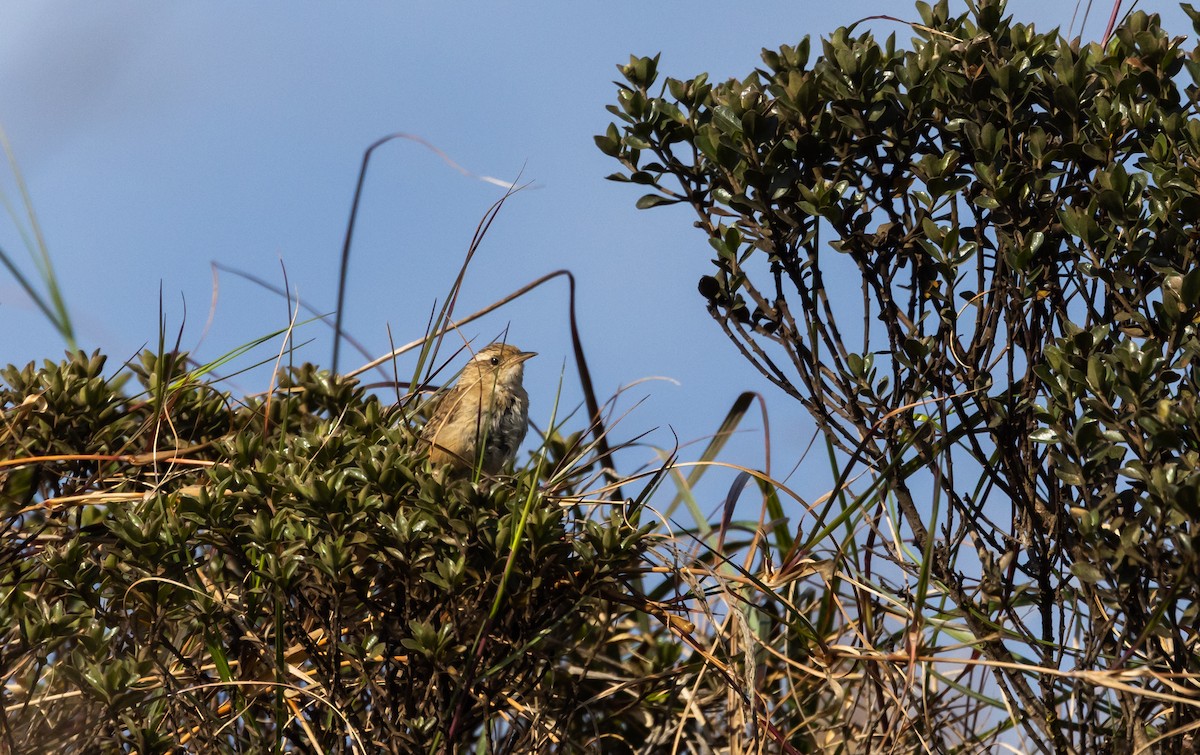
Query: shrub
[
  {"left": 600, "top": 0, "right": 1200, "bottom": 751},
  {"left": 0, "top": 351, "right": 662, "bottom": 753}
]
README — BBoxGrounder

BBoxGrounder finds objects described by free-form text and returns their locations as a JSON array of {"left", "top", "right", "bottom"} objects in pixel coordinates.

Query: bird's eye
[{"left": 490, "top": 356, "right": 500, "bottom": 366}]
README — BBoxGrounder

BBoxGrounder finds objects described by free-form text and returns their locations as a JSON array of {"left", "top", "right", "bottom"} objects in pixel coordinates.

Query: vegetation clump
[
  {"left": 600, "top": 0, "right": 1200, "bottom": 751},
  {"left": 0, "top": 351, "right": 659, "bottom": 753}
]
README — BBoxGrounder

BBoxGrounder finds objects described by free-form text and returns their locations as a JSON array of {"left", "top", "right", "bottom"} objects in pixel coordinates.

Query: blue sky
[{"left": 1, "top": 2, "right": 1191, "bottom": 506}]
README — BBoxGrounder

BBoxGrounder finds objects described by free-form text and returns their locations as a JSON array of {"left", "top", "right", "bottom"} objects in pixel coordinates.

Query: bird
[{"left": 420, "top": 343, "right": 536, "bottom": 476}]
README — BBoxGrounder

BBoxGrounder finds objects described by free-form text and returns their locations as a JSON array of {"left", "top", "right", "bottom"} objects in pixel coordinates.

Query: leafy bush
[
  {"left": 601, "top": 0, "right": 1200, "bottom": 751},
  {"left": 0, "top": 351, "right": 668, "bottom": 753}
]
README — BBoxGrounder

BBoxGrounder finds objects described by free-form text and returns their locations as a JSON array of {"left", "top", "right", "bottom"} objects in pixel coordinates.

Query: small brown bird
[{"left": 421, "top": 343, "right": 536, "bottom": 476}]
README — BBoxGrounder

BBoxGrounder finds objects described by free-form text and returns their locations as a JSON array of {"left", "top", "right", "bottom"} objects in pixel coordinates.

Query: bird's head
[{"left": 461, "top": 343, "right": 536, "bottom": 388}]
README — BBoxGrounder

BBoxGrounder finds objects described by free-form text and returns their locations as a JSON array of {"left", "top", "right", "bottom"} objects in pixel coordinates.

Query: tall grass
[{"left": 0, "top": 126, "right": 75, "bottom": 350}]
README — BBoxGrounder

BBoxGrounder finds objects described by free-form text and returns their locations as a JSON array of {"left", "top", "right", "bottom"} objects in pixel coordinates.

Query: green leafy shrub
[
  {"left": 0, "top": 351, "right": 665, "bottom": 753},
  {"left": 601, "top": 0, "right": 1200, "bottom": 751}
]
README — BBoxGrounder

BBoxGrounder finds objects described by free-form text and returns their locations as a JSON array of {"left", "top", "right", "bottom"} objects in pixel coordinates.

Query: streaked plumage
[{"left": 421, "top": 343, "right": 535, "bottom": 475}]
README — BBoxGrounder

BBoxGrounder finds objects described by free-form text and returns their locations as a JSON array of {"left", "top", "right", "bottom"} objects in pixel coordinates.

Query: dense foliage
[
  {"left": 600, "top": 0, "right": 1200, "bottom": 751},
  {"left": 0, "top": 351, "right": 675, "bottom": 753}
]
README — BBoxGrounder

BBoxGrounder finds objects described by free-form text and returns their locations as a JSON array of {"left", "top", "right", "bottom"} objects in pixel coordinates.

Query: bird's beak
[{"left": 515, "top": 351, "right": 537, "bottom": 363}]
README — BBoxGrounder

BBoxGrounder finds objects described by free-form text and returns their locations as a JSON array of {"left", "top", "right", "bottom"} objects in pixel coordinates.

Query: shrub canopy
[
  {"left": 0, "top": 351, "right": 666, "bottom": 753},
  {"left": 600, "top": 1, "right": 1200, "bottom": 751}
]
